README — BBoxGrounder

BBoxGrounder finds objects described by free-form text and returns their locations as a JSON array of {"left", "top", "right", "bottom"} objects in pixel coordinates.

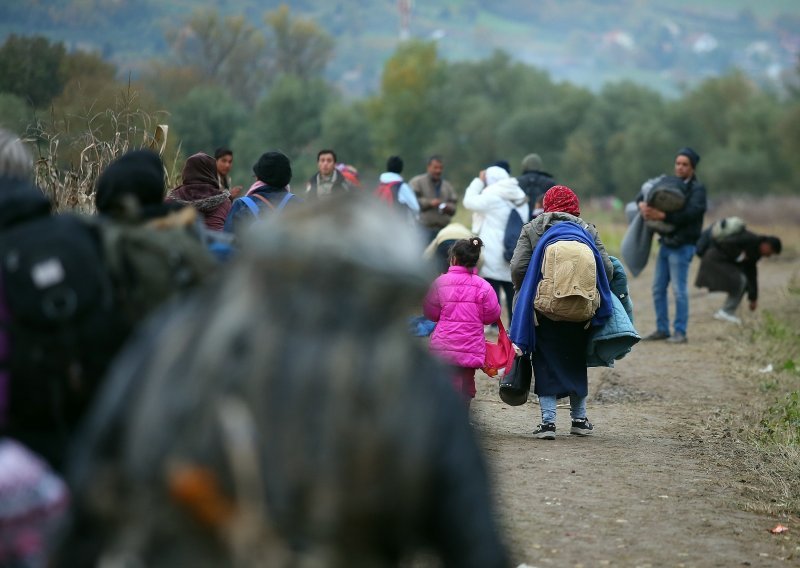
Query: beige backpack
[{"left": 534, "top": 240, "right": 600, "bottom": 323}]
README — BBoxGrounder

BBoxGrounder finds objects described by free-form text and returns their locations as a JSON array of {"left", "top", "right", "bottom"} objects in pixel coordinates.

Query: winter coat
[
  {"left": 509, "top": 222, "right": 613, "bottom": 355},
  {"left": 608, "top": 256, "right": 634, "bottom": 321},
  {"left": 695, "top": 230, "right": 763, "bottom": 300},
  {"left": 167, "top": 154, "right": 231, "bottom": 231},
  {"left": 223, "top": 185, "right": 301, "bottom": 233},
  {"left": 409, "top": 174, "right": 458, "bottom": 230},
  {"left": 462, "top": 177, "right": 529, "bottom": 282},
  {"left": 586, "top": 293, "right": 640, "bottom": 367},
  {"left": 510, "top": 212, "right": 614, "bottom": 307},
  {"left": 423, "top": 265, "right": 501, "bottom": 368},
  {"left": 516, "top": 169, "right": 556, "bottom": 215}
]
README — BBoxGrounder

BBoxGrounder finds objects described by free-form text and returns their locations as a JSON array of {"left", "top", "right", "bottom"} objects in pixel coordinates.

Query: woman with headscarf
[
  {"left": 167, "top": 153, "right": 232, "bottom": 231},
  {"left": 509, "top": 186, "right": 614, "bottom": 440},
  {"left": 463, "top": 165, "right": 529, "bottom": 323}
]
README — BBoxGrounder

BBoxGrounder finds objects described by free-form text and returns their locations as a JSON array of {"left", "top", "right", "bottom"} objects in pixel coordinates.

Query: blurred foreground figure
[{"left": 61, "top": 197, "right": 509, "bottom": 568}]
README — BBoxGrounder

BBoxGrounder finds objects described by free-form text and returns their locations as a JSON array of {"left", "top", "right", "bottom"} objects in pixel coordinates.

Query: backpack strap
[
  {"left": 240, "top": 196, "right": 262, "bottom": 219},
  {"left": 275, "top": 192, "right": 294, "bottom": 211}
]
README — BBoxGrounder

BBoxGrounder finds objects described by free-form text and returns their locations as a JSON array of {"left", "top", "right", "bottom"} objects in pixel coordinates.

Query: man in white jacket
[{"left": 463, "top": 166, "right": 529, "bottom": 323}]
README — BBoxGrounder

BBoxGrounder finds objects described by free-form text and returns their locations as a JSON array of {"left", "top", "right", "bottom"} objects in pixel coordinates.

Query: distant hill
[{"left": 2, "top": 0, "right": 799, "bottom": 96}]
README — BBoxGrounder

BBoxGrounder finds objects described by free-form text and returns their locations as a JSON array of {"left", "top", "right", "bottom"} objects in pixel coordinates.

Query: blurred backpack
[
  {"left": 93, "top": 207, "right": 217, "bottom": 327},
  {"left": 640, "top": 175, "right": 687, "bottom": 234},
  {"left": 503, "top": 209, "right": 524, "bottom": 262},
  {"left": 0, "top": 214, "right": 126, "bottom": 458},
  {"left": 534, "top": 238, "right": 599, "bottom": 323},
  {"left": 696, "top": 216, "right": 746, "bottom": 258},
  {"left": 373, "top": 180, "right": 403, "bottom": 206},
  {"left": 710, "top": 216, "right": 746, "bottom": 240}
]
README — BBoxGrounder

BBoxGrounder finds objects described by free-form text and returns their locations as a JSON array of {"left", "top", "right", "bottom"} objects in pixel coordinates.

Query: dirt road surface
[{"left": 473, "top": 259, "right": 799, "bottom": 567}]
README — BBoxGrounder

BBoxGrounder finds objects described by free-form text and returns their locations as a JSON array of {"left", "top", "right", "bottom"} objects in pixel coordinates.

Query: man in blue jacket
[{"left": 638, "top": 148, "right": 707, "bottom": 344}]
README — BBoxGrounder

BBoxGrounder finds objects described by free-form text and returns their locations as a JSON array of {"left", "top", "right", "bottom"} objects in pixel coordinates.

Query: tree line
[{"left": 1, "top": 5, "right": 798, "bottom": 198}]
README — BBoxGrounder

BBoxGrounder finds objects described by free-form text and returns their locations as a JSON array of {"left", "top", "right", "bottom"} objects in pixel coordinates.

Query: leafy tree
[
  {"left": 231, "top": 75, "right": 332, "bottom": 183},
  {"left": 264, "top": 5, "right": 335, "bottom": 81},
  {"left": 319, "top": 101, "right": 374, "bottom": 169},
  {"left": 0, "top": 35, "right": 67, "bottom": 107},
  {"left": 0, "top": 93, "right": 32, "bottom": 133},
  {"left": 170, "top": 86, "right": 247, "bottom": 155},
  {"left": 165, "top": 8, "right": 266, "bottom": 107}
]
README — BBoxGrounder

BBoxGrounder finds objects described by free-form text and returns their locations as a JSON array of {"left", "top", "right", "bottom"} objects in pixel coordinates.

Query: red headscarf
[{"left": 543, "top": 185, "right": 580, "bottom": 216}]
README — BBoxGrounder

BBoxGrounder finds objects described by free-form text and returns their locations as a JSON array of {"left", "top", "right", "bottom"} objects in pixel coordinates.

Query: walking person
[
  {"left": 639, "top": 147, "right": 707, "bottom": 344},
  {"left": 463, "top": 165, "right": 529, "bottom": 323},
  {"left": 510, "top": 186, "right": 613, "bottom": 439},
  {"left": 423, "top": 238, "right": 501, "bottom": 408}
]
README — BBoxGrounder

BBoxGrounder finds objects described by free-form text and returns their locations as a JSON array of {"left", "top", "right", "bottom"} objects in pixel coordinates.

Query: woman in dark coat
[
  {"left": 167, "top": 153, "right": 231, "bottom": 231},
  {"left": 695, "top": 230, "right": 781, "bottom": 323}
]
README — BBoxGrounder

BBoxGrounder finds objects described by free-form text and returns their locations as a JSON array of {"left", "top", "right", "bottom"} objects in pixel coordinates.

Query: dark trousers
[{"left": 485, "top": 278, "right": 514, "bottom": 323}]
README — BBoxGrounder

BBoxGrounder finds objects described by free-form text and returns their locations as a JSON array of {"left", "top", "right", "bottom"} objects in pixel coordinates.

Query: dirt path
[{"left": 473, "top": 260, "right": 799, "bottom": 567}]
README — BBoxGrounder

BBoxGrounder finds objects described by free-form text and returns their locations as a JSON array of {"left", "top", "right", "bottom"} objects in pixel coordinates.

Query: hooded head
[
  {"left": 180, "top": 153, "right": 219, "bottom": 187},
  {"left": 542, "top": 185, "right": 580, "bottom": 217},
  {"left": 95, "top": 150, "right": 166, "bottom": 214},
  {"left": 485, "top": 166, "right": 509, "bottom": 186},
  {"left": 253, "top": 151, "right": 292, "bottom": 188}
]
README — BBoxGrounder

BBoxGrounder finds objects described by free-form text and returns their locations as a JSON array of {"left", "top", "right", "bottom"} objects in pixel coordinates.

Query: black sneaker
[
  {"left": 666, "top": 332, "right": 687, "bottom": 344},
  {"left": 570, "top": 417, "right": 593, "bottom": 436},
  {"left": 533, "top": 422, "right": 556, "bottom": 440},
  {"left": 643, "top": 330, "right": 670, "bottom": 341}
]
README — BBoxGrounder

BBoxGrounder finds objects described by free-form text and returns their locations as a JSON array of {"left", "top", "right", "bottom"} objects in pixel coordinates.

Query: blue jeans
[
  {"left": 539, "top": 395, "right": 586, "bottom": 424},
  {"left": 652, "top": 243, "right": 695, "bottom": 336}
]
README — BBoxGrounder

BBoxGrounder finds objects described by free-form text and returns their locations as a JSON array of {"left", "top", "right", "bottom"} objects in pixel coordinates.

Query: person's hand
[
  {"left": 479, "top": 170, "right": 486, "bottom": 183},
  {"left": 431, "top": 198, "right": 441, "bottom": 207},
  {"left": 230, "top": 186, "right": 243, "bottom": 199},
  {"left": 640, "top": 204, "right": 666, "bottom": 221},
  {"left": 749, "top": 300, "right": 757, "bottom": 311}
]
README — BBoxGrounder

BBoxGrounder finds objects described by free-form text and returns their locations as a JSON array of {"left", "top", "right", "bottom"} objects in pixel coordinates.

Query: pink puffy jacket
[{"left": 423, "top": 265, "right": 502, "bottom": 368}]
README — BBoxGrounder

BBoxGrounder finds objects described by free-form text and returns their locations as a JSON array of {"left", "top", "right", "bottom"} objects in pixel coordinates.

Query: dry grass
[
  {"left": 704, "top": 272, "right": 800, "bottom": 519},
  {"left": 27, "top": 87, "right": 174, "bottom": 213}
]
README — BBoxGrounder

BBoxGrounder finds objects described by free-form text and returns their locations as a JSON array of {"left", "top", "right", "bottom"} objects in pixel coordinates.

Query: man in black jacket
[
  {"left": 516, "top": 153, "right": 556, "bottom": 220},
  {"left": 695, "top": 230, "right": 781, "bottom": 324},
  {"left": 639, "top": 147, "right": 707, "bottom": 344}
]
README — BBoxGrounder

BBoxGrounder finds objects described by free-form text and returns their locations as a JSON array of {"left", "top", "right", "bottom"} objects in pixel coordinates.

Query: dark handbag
[{"left": 499, "top": 354, "right": 532, "bottom": 406}]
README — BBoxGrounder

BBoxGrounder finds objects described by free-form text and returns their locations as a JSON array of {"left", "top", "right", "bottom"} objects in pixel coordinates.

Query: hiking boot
[
  {"left": 570, "top": 417, "right": 594, "bottom": 436},
  {"left": 713, "top": 309, "right": 742, "bottom": 325},
  {"left": 666, "top": 332, "right": 687, "bottom": 344},
  {"left": 533, "top": 422, "right": 556, "bottom": 440},
  {"left": 643, "top": 330, "right": 670, "bottom": 341}
]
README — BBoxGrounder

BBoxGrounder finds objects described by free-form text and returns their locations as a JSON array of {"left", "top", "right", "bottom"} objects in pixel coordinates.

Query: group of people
[{"left": 0, "top": 125, "right": 785, "bottom": 566}]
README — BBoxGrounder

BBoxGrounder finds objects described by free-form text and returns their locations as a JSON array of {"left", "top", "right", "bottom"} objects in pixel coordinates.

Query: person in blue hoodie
[{"left": 510, "top": 186, "right": 613, "bottom": 440}]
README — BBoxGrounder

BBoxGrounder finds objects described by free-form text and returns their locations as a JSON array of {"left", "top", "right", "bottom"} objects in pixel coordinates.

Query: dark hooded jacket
[
  {"left": 695, "top": 230, "right": 764, "bottom": 301},
  {"left": 0, "top": 177, "right": 51, "bottom": 230},
  {"left": 167, "top": 153, "right": 231, "bottom": 231},
  {"left": 95, "top": 150, "right": 167, "bottom": 218},
  {"left": 516, "top": 169, "right": 556, "bottom": 216}
]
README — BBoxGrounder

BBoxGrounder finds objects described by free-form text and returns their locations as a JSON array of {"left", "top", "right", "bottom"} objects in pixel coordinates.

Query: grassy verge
[{"left": 718, "top": 276, "right": 800, "bottom": 519}]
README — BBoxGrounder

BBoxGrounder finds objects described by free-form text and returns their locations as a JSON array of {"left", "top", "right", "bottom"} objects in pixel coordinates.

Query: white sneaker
[{"left": 714, "top": 309, "right": 741, "bottom": 325}]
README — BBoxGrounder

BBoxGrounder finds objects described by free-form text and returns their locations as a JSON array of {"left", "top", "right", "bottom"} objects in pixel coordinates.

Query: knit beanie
[
  {"left": 253, "top": 151, "right": 292, "bottom": 188},
  {"left": 521, "top": 153, "right": 543, "bottom": 173},
  {"left": 676, "top": 147, "right": 700, "bottom": 168},
  {"left": 95, "top": 150, "right": 166, "bottom": 213}
]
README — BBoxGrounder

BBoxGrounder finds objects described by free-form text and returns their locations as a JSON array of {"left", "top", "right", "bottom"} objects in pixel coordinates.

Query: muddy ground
[{"left": 472, "top": 259, "right": 799, "bottom": 567}]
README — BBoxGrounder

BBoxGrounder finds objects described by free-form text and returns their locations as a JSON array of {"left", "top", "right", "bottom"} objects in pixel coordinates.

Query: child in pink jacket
[{"left": 423, "top": 238, "right": 502, "bottom": 406}]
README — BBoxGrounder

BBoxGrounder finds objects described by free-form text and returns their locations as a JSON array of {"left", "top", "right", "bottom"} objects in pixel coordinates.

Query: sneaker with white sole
[
  {"left": 713, "top": 309, "right": 741, "bottom": 325},
  {"left": 570, "top": 417, "right": 593, "bottom": 436},
  {"left": 533, "top": 422, "right": 556, "bottom": 440}
]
